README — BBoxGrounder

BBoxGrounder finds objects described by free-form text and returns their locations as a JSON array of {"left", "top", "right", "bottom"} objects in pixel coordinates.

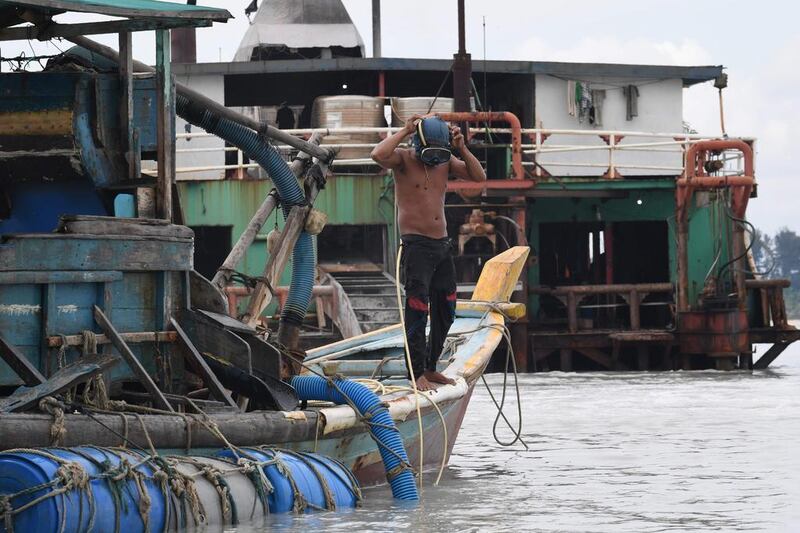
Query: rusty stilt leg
[
  {"left": 636, "top": 345, "right": 648, "bottom": 371},
  {"left": 559, "top": 349, "right": 572, "bottom": 372}
]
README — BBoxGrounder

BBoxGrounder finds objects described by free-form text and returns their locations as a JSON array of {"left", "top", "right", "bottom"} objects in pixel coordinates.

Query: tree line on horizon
[{"left": 751, "top": 227, "right": 800, "bottom": 319}]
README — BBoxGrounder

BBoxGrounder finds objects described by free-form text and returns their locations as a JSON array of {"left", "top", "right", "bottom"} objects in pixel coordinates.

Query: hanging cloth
[
  {"left": 578, "top": 82, "right": 592, "bottom": 123},
  {"left": 623, "top": 84, "right": 639, "bottom": 121},
  {"left": 590, "top": 89, "right": 606, "bottom": 127},
  {"left": 567, "top": 80, "right": 577, "bottom": 116}
]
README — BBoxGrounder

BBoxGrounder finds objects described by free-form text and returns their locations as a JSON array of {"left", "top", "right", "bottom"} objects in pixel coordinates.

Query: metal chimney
[
  {"left": 372, "top": 0, "right": 381, "bottom": 58},
  {"left": 453, "top": 0, "right": 472, "bottom": 112},
  {"left": 171, "top": 0, "right": 197, "bottom": 63}
]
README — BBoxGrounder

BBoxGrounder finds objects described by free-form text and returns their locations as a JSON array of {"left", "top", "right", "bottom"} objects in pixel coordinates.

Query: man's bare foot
[
  {"left": 423, "top": 370, "right": 456, "bottom": 386},
  {"left": 414, "top": 375, "right": 436, "bottom": 391}
]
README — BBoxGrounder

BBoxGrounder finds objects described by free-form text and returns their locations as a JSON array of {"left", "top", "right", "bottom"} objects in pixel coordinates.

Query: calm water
[{"left": 236, "top": 342, "right": 800, "bottom": 532}]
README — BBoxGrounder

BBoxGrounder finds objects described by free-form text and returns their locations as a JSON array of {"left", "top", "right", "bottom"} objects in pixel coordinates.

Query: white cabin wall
[
  {"left": 533, "top": 75, "right": 684, "bottom": 177},
  {"left": 175, "top": 73, "right": 226, "bottom": 181}
]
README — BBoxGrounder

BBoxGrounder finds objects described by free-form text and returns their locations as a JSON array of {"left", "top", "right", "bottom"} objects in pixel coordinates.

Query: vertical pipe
[
  {"left": 171, "top": 1, "right": 197, "bottom": 63},
  {"left": 676, "top": 204, "right": 689, "bottom": 312},
  {"left": 457, "top": 0, "right": 466, "bottom": 53},
  {"left": 155, "top": 29, "right": 174, "bottom": 222},
  {"left": 371, "top": 0, "right": 381, "bottom": 58},
  {"left": 378, "top": 71, "right": 386, "bottom": 97},
  {"left": 452, "top": 0, "right": 472, "bottom": 115},
  {"left": 604, "top": 222, "right": 614, "bottom": 284},
  {"left": 733, "top": 222, "right": 747, "bottom": 310}
]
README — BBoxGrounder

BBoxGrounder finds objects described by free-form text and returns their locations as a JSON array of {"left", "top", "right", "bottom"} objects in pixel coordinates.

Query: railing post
[
  {"left": 567, "top": 291, "right": 578, "bottom": 333},
  {"left": 609, "top": 133, "right": 616, "bottom": 179},
  {"left": 629, "top": 289, "right": 641, "bottom": 330},
  {"left": 236, "top": 149, "right": 244, "bottom": 180}
]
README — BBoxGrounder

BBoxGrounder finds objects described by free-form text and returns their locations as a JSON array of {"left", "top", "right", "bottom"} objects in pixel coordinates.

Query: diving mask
[{"left": 412, "top": 116, "right": 452, "bottom": 166}]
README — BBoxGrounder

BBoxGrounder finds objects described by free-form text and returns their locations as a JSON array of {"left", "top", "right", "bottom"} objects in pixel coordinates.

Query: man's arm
[
  {"left": 370, "top": 114, "right": 419, "bottom": 170},
  {"left": 448, "top": 126, "right": 487, "bottom": 182}
]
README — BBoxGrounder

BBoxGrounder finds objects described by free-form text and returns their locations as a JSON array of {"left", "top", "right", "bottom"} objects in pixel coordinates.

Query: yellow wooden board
[{"left": 471, "top": 246, "right": 530, "bottom": 303}]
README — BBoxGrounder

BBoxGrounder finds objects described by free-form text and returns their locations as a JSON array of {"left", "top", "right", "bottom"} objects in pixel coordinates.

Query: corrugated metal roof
[
  {"left": 0, "top": 0, "right": 230, "bottom": 20},
  {"left": 175, "top": 57, "right": 723, "bottom": 87}
]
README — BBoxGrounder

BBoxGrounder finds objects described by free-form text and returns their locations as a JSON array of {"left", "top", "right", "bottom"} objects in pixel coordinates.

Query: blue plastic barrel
[
  {"left": 214, "top": 448, "right": 359, "bottom": 513},
  {"left": 0, "top": 447, "right": 167, "bottom": 533}
]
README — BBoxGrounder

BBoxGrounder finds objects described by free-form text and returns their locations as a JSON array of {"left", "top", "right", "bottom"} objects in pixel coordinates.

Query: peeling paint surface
[{"left": 0, "top": 304, "right": 41, "bottom": 315}]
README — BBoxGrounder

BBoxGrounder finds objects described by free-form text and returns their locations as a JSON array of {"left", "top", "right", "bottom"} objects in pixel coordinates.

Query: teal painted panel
[{"left": 0, "top": 235, "right": 193, "bottom": 272}]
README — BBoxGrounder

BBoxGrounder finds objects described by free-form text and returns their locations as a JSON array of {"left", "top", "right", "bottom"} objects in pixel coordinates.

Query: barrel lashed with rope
[
  {"left": 214, "top": 447, "right": 361, "bottom": 513},
  {"left": 0, "top": 445, "right": 360, "bottom": 532}
]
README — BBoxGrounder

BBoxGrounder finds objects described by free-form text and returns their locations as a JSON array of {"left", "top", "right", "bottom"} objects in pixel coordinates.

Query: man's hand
[
  {"left": 451, "top": 125, "right": 465, "bottom": 153},
  {"left": 404, "top": 114, "right": 423, "bottom": 136}
]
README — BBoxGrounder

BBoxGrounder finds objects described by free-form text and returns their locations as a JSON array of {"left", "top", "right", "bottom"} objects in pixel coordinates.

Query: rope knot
[{"left": 38, "top": 397, "right": 66, "bottom": 446}]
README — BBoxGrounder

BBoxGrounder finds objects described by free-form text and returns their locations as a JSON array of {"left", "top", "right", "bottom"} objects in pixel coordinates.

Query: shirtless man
[{"left": 371, "top": 115, "right": 486, "bottom": 390}]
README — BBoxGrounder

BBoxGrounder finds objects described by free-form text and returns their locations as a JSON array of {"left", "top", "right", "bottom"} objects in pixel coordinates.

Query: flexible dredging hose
[
  {"left": 290, "top": 375, "right": 419, "bottom": 501},
  {"left": 176, "top": 94, "right": 315, "bottom": 332}
]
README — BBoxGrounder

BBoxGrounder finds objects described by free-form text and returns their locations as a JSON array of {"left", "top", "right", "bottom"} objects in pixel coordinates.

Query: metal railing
[
  {"left": 529, "top": 283, "right": 675, "bottom": 333},
  {"left": 156, "top": 126, "right": 754, "bottom": 182}
]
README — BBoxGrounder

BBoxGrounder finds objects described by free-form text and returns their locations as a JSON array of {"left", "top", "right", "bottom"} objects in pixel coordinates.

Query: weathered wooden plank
[
  {"left": 320, "top": 273, "right": 362, "bottom": 338},
  {"left": 0, "top": 334, "right": 45, "bottom": 386},
  {"left": 58, "top": 216, "right": 194, "bottom": 239},
  {"left": 471, "top": 246, "right": 530, "bottom": 303},
  {"left": 156, "top": 28, "right": 174, "bottom": 222},
  {"left": 196, "top": 309, "right": 256, "bottom": 335},
  {"left": 171, "top": 318, "right": 238, "bottom": 409},
  {"left": 93, "top": 305, "right": 174, "bottom": 412},
  {"left": 0, "top": 354, "right": 117, "bottom": 413},
  {"left": 175, "top": 310, "right": 253, "bottom": 373},
  {"left": 0, "top": 235, "right": 193, "bottom": 272},
  {"left": 242, "top": 205, "right": 309, "bottom": 327},
  {"left": 120, "top": 31, "right": 135, "bottom": 181},
  {"left": 0, "top": 19, "right": 214, "bottom": 42},
  {"left": 456, "top": 300, "right": 527, "bottom": 320},
  {"left": 47, "top": 331, "right": 177, "bottom": 348},
  {"left": 0, "top": 271, "right": 123, "bottom": 285}
]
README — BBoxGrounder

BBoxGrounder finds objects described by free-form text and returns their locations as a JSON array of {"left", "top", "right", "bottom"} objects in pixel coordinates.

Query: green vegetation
[{"left": 752, "top": 227, "right": 800, "bottom": 319}]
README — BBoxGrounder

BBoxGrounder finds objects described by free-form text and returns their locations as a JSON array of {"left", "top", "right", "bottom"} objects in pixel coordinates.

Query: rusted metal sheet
[
  {"left": 0, "top": 109, "right": 73, "bottom": 136},
  {"left": 678, "top": 309, "right": 749, "bottom": 356}
]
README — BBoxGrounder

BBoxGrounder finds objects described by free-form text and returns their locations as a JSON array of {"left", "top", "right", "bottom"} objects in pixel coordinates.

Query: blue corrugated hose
[
  {"left": 290, "top": 375, "right": 419, "bottom": 501},
  {"left": 176, "top": 94, "right": 314, "bottom": 326}
]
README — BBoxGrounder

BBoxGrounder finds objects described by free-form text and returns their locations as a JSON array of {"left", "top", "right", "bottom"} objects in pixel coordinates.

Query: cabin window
[{"left": 190, "top": 225, "right": 233, "bottom": 280}]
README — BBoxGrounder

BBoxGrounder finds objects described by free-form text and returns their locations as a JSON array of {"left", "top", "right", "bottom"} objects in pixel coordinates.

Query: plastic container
[
  {"left": 0, "top": 447, "right": 167, "bottom": 533},
  {"left": 311, "top": 95, "right": 385, "bottom": 159},
  {"left": 214, "top": 448, "right": 359, "bottom": 513}
]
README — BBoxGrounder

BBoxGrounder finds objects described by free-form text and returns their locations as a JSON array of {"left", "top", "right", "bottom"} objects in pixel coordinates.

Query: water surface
[{"left": 237, "top": 342, "right": 800, "bottom": 532}]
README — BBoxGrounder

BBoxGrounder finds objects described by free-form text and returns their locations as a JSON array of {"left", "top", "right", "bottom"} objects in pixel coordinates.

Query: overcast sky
[{"left": 6, "top": 0, "right": 798, "bottom": 234}]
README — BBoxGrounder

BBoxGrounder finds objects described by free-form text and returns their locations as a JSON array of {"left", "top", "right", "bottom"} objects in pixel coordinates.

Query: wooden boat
[{"left": 0, "top": 242, "right": 528, "bottom": 489}]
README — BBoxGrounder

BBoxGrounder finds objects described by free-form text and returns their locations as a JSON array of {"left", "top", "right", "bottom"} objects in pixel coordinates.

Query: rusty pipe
[
  {"left": 684, "top": 139, "right": 754, "bottom": 180},
  {"left": 438, "top": 111, "right": 524, "bottom": 180},
  {"left": 677, "top": 175, "right": 755, "bottom": 188}
]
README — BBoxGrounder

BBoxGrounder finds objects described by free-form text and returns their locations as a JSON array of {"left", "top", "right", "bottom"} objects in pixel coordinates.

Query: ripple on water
[{"left": 232, "top": 354, "right": 800, "bottom": 532}]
